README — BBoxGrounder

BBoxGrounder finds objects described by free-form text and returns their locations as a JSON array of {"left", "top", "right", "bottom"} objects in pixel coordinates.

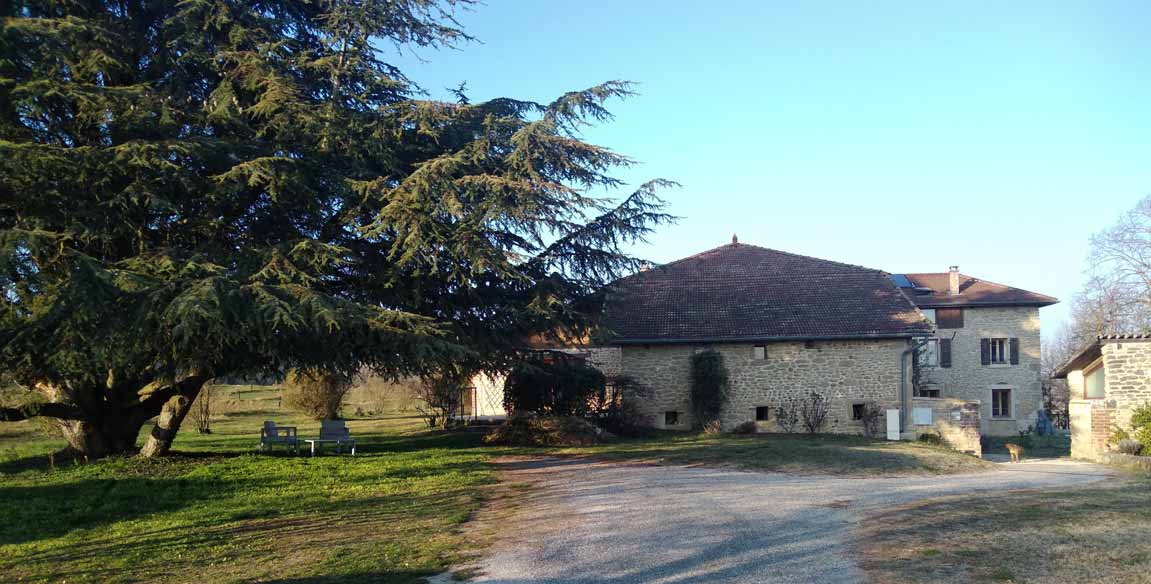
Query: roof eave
[
  {"left": 609, "top": 331, "right": 931, "bottom": 345},
  {"left": 913, "top": 300, "right": 1059, "bottom": 309}
]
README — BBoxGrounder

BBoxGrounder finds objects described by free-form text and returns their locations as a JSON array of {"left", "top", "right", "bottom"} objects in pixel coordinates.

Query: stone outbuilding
[{"left": 1055, "top": 334, "right": 1151, "bottom": 460}]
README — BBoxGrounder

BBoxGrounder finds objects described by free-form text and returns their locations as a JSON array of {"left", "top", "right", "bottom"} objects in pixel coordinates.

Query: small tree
[
  {"left": 411, "top": 371, "right": 470, "bottom": 428},
  {"left": 775, "top": 398, "right": 801, "bottom": 433},
  {"left": 189, "top": 384, "right": 216, "bottom": 435},
  {"left": 799, "top": 392, "right": 830, "bottom": 433},
  {"left": 504, "top": 352, "right": 606, "bottom": 417},
  {"left": 689, "top": 350, "right": 729, "bottom": 429},
  {"left": 283, "top": 369, "right": 354, "bottom": 420}
]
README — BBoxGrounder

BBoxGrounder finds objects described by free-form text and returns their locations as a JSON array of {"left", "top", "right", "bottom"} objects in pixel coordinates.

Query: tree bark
[
  {"left": 57, "top": 417, "right": 148, "bottom": 458},
  {"left": 139, "top": 378, "right": 205, "bottom": 458}
]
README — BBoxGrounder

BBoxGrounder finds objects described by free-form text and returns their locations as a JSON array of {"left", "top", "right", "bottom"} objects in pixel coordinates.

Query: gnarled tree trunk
[
  {"left": 139, "top": 394, "right": 194, "bottom": 458},
  {"left": 1, "top": 375, "right": 209, "bottom": 459}
]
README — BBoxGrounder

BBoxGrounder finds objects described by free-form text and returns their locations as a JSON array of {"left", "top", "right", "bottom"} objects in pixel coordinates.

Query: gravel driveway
[{"left": 463, "top": 458, "right": 1115, "bottom": 584}]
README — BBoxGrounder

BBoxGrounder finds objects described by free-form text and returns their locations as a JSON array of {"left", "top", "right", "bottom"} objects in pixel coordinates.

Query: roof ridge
[{"left": 650, "top": 241, "right": 886, "bottom": 274}]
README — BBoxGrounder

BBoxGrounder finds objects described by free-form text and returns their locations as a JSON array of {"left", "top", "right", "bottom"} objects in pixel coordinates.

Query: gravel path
[{"left": 464, "top": 458, "right": 1116, "bottom": 584}]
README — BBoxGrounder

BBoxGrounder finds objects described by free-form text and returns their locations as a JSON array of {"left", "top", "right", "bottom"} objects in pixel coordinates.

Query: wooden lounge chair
[
  {"left": 304, "top": 419, "right": 357, "bottom": 457},
  {"left": 259, "top": 420, "right": 299, "bottom": 454}
]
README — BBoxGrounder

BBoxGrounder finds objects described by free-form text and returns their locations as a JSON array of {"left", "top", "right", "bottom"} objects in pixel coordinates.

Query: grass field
[
  {"left": 857, "top": 477, "right": 1151, "bottom": 583},
  {"left": 0, "top": 390, "right": 499, "bottom": 584},
  {"left": 0, "top": 385, "right": 997, "bottom": 583}
]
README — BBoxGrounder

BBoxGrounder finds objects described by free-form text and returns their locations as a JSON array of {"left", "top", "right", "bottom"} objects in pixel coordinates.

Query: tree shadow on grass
[{"left": 0, "top": 475, "right": 232, "bottom": 545}]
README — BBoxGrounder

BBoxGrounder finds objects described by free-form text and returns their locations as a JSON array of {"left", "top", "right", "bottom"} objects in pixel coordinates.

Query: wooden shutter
[
  {"left": 939, "top": 338, "right": 952, "bottom": 368},
  {"left": 937, "top": 308, "right": 964, "bottom": 329},
  {"left": 980, "top": 338, "right": 991, "bottom": 365},
  {"left": 1009, "top": 338, "right": 1020, "bottom": 365}
]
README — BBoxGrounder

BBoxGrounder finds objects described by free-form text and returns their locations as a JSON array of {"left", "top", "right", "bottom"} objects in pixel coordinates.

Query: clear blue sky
[{"left": 390, "top": 0, "right": 1151, "bottom": 337}]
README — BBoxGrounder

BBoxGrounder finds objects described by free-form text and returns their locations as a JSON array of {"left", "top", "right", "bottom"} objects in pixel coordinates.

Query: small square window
[
  {"left": 755, "top": 406, "right": 770, "bottom": 421},
  {"left": 664, "top": 411, "right": 680, "bottom": 426},
  {"left": 804, "top": 340, "right": 816, "bottom": 349},
  {"left": 852, "top": 403, "right": 865, "bottom": 420},
  {"left": 753, "top": 345, "right": 767, "bottom": 360}
]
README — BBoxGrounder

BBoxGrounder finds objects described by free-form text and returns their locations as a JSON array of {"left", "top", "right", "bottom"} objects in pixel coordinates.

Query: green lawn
[
  {"left": 1, "top": 406, "right": 501, "bottom": 583},
  {"left": 0, "top": 391, "right": 994, "bottom": 583},
  {"left": 857, "top": 477, "right": 1151, "bottom": 583}
]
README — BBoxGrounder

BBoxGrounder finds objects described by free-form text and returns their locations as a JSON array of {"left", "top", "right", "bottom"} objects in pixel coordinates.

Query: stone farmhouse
[
  {"left": 468, "top": 239, "right": 1057, "bottom": 446},
  {"left": 1055, "top": 335, "right": 1151, "bottom": 460},
  {"left": 598, "top": 239, "right": 1056, "bottom": 443}
]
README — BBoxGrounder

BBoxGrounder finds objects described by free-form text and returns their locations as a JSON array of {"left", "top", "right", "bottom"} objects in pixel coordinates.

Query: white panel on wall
[
  {"left": 886, "top": 409, "right": 901, "bottom": 440},
  {"left": 913, "top": 407, "right": 933, "bottom": 426}
]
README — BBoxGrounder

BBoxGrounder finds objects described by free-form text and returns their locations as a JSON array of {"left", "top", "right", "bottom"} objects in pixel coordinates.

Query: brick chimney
[{"left": 948, "top": 266, "right": 960, "bottom": 296}]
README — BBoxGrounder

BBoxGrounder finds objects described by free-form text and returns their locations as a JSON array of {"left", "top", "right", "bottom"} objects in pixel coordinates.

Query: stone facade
[
  {"left": 919, "top": 306, "right": 1044, "bottom": 436},
  {"left": 620, "top": 339, "right": 906, "bottom": 433},
  {"left": 1099, "top": 340, "right": 1151, "bottom": 429},
  {"left": 909, "top": 397, "right": 982, "bottom": 456},
  {"left": 1065, "top": 338, "right": 1151, "bottom": 460}
]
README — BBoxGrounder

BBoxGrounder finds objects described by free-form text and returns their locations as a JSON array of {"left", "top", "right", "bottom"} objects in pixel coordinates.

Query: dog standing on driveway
[{"left": 1005, "top": 442, "right": 1025, "bottom": 463}]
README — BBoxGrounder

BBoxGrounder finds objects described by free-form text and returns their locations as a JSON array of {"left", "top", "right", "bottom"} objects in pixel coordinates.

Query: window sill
[
  {"left": 987, "top": 363, "right": 1013, "bottom": 368},
  {"left": 989, "top": 417, "right": 1016, "bottom": 421}
]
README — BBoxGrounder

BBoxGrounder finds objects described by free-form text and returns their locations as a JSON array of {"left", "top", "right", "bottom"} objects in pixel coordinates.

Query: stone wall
[
  {"left": 619, "top": 339, "right": 906, "bottom": 432},
  {"left": 919, "top": 306, "right": 1044, "bottom": 436},
  {"left": 909, "top": 397, "right": 982, "bottom": 456},
  {"left": 1069, "top": 399, "right": 1114, "bottom": 460},
  {"left": 1101, "top": 340, "right": 1151, "bottom": 430}
]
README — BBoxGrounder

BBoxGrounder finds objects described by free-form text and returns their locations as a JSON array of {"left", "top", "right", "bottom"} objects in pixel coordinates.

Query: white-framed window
[
  {"left": 921, "top": 308, "right": 936, "bottom": 324},
  {"left": 753, "top": 344, "right": 767, "bottom": 360},
  {"left": 991, "top": 387, "right": 1012, "bottom": 419},
  {"left": 1084, "top": 360, "right": 1106, "bottom": 399},
  {"left": 918, "top": 338, "right": 939, "bottom": 367},
  {"left": 989, "top": 338, "right": 1008, "bottom": 364}
]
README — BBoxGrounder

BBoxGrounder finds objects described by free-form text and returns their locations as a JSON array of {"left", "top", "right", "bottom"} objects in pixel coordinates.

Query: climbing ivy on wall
[{"left": 689, "top": 349, "right": 729, "bottom": 429}]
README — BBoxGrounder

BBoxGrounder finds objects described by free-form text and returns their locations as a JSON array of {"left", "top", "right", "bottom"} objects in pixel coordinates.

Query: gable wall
[
  {"left": 620, "top": 339, "right": 905, "bottom": 432},
  {"left": 919, "top": 306, "right": 1043, "bottom": 435}
]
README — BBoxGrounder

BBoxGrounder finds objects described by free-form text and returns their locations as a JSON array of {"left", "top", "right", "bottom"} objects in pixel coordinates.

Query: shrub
[
  {"left": 283, "top": 368, "right": 354, "bottom": 420},
  {"left": 702, "top": 419, "right": 723, "bottom": 435},
  {"left": 1109, "top": 427, "right": 1132, "bottom": 445},
  {"left": 799, "top": 392, "right": 830, "bottom": 433},
  {"left": 775, "top": 398, "right": 801, "bottom": 433},
  {"left": 595, "top": 377, "right": 653, "bottom": 437},
  {"left": 689, "top": 349, "right": 729, "bottom": 429},
  {"left": 1116, "top": 439, "right": 1144, "bottom": 456},
  {"left": 858, "top": 402, "right": 883, "bottom": 438},
  {"left": 483, "top": 414, "right": 609, "bottom": 447},
  {"left": 1130, "top": 404, "right": 1151, "bottom": 453},
  {"left": 918, "top": 432, "right": 944, "bottom": 446},
  {"left": 503, "top": 352, "right": 606, "bottom": 417},
  {"left": 730, "top": 421, "right": 758, "bottom": 434},
  {"left": 411, "top": 371, "right": 469, "bottom": 428}
]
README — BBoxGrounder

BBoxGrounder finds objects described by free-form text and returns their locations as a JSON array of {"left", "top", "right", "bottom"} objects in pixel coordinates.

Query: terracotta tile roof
[
  {"left": 897, "top": 273, "right": 1058, "bottom": 308},
  {"left": 602, "top": 243, "right": 933, "bottom": 344}
]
